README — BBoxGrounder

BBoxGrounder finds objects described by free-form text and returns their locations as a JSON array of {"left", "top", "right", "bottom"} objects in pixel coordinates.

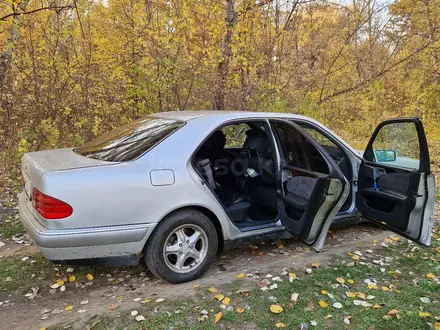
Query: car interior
[
  {"left": 193, "top": 120, "right": 353, "bottom": 231},
  {"left": 356, "top": 121, "right": 424, "bottom": 232},
  {"left": 297, "top": 123, "right": 353, "bottom": 212},
  {"left": 194, "top": 121, "right": 279, "bottom": 230}
]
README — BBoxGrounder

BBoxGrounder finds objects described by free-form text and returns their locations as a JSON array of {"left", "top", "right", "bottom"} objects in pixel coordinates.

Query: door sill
[{"left": 234, "top": 218, "right": 280, "bottom": 232}]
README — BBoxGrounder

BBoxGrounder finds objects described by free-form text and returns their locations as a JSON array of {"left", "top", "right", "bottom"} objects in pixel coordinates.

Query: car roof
[{"left": 152, "top": 110, "right": 309, "bottom": 122}]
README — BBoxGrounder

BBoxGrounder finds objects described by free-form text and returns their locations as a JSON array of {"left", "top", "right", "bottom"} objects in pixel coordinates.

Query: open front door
[
  {"left": 356, "top": 118, "right": 435, "bottom": 246},
  {"left": 270, "top": 120, "right": 349, "bottom": 251}
]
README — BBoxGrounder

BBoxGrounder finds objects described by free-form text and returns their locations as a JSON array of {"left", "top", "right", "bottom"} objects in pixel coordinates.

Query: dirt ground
[
  {"left": 0, "top": 223, "right": 390, "bottom": 330},
  {"left": 0, "top": 202, "right": 438, "bottom": 330}
]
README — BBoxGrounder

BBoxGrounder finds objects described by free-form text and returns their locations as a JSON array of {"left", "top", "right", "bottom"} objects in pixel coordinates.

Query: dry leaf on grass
[
  {"left": 214, "top": 312, "right": 223, "bottom": 323},
  {"left": 270, "top": 304, "right": 283, "bottom": 314},
  {"left": 319, "top": 300, "right": 328, "bottom": 308}
]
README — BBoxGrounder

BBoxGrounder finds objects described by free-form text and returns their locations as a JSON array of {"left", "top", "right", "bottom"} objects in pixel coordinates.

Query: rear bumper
[{"left": 18, "top": 191, "right": 156, "bottom": 261}]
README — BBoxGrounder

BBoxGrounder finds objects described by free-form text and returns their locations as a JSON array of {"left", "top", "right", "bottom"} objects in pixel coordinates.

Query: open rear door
[
  {"left": 270, "top": 120, "right": 349, "bottom": 251},
  {"left": 356, "top": 118, "right": 435, "bottom": 246}
]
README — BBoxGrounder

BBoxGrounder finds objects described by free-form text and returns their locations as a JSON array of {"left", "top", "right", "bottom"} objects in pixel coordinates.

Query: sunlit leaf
[
  {"left": 319, "top": 300, "right": 328, "bottom": 308},
  {"left": 270, "top": 304, "right": 283, "bottom": 313},
  {"left": 214, "top": 312, "right": 222, "bottom": 323}
]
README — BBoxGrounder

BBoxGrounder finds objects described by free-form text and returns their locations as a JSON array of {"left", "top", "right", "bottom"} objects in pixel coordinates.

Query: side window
[
  {"left": 221, "top": 123, "right": 249, "bottom": 148},
  {"left": 370, "top": 122, "right": 420, "bottom": 170},
  {"left": 272, "top": 121, "right": 329, "bottom": 174},
  {"left": 301, "top": 126, "right": 339, "bottom": 149}
]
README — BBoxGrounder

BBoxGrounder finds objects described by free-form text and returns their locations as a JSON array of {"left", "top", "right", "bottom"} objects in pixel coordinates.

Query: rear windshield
[{"left": 75, "top": 117, "right": 184, "bottom": 162}]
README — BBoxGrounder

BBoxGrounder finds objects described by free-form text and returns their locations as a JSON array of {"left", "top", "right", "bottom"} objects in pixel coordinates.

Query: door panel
[
  {"left": 356, "top": 118, "right": 434, "bottom": 245},
  {"left": 270, "top": 120, "right": 349, "bottom": 251}
]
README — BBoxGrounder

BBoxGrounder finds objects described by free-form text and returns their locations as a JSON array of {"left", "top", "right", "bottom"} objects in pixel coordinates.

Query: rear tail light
[{"left": 32, "top": 188, "right": 73, "bottom": 219}]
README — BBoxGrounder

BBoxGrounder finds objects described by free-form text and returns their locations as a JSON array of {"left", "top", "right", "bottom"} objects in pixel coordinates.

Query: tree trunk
[{"left": 214, "top": 0, "right": 235, "bottom": 110}]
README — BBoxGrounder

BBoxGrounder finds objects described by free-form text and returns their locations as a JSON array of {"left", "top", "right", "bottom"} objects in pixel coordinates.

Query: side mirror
[{"left": 374, "top": 149, "right": 397, "bottom": 162}]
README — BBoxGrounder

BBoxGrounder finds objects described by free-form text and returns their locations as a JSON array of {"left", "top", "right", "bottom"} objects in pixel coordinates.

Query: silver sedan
[{"left": 18, "top": 111, "right": 435, "bottom": 283}]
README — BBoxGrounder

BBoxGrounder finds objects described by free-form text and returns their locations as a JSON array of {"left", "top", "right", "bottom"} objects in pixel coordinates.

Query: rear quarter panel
[{"left": 37, "top": 121, "right": 232, "bottom": 239}]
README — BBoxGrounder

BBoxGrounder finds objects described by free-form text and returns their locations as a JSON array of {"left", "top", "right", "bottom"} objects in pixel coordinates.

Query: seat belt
[{"left": 198, "top": 159, "right": 216, "bottom": 190}]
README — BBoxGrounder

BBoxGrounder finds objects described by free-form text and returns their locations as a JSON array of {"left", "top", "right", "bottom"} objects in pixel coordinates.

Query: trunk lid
[{"left": 22, "top": 148, "right": 113, "bottom": 197}]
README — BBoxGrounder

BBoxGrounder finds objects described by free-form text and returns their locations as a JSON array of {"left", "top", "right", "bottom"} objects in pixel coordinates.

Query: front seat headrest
[
  {"left": 203, "top": 130, "right": 226, "bottom": 151},
  {"left": 244, "top": 130, "right": 270, "bottom": 153}
]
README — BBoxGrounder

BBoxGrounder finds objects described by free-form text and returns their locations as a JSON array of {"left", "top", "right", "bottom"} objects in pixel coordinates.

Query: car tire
[{"left": 144, "top": 209, "right": 218, "bottom": 284}]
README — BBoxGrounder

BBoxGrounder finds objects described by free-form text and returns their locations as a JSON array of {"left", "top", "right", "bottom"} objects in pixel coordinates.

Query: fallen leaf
[
  {"left": 193, "top": 285, "right": 201, "bottom": 289},
  {"left": 387, "top": 309, "right": 400, "bottom": 315},
  {"left": 426, "top": 273, "right": 436, "bottom": 279},
  {"left": 319, "top": 300, "right": 328, "bottom": 308},
  {"left": 310, "top": 320, "right": 317, "bottom": 326},
  {"left": 215, "top": 312, "right": 223, "bottom": 323},
  {"left": 108, "top": 303, "right": 120, "bottom": 310},
  {"left": 208, "top": 287, "right": 218, "bottom": 293},
  {"left": 344, "top": 316, "right": 351, "bottom": 325},
  {"left": 391, "top": 236, "right": 400, "bottom": 241},
  {"left": 368, "top": 284, "right": 378, "bottom": 290},
  {"left": 214, "top": 294, "right": 225, "bottom": 301},
  {"left": 352, "top": 255, "right": 360, "bottom": 261},
  {"left": 131, "top": 310, "right": 138, "bottom": 316},
  {"left": 270, "top": 304, "right": 283, "bottom": 314},
  {"left": 434, "top": 323, "right": 440, "bottom": 330},
  {"left": 291, "top": 293, "right": 299, "bottom": 302},
  {"left": 275, "top": 322, "right": 286, "bottom": 328},
  {"left": 381, "top": 286, "right": 390, "bottom": 292},
  {"left": 236, "top": 273, "right": 245, "bottom": 279},
  {"left": 373, "top": 304, "right": 382, "bottom": 309},
  {"left": 56, "top": 279, "right": 64, "bottom": 287},
  {"left": 86, "top": 274, "right": 94, "bottom": 281},
  {"left": 289, "top": 273, "right": 297, "bottom": 283},
  {"left": 336, "top": 277, "right": 345, "bottom": 284},
  {"left": 135, "top": 315, "right": 145, "bottom": 322},
  {"left": 64, "top": 305, "right": 73, "bottom": 311},
  {"left": 321, "top": 290, "right": 328, "bottom": 295},
  {"left": 419, "top": 311, "right": 431, "bottom": 318},
  {"left": 311, "top": 262, "right": 320, "bottom": 268},
  {"left": 155, "top": 298, "right": 164, "bottom": 303},
  {"left": 68, "top": 276, "right": 76, "bottom": 283},
  {"left": 347, "top": 279, "right": 355, "bottom": 284},
  {"left": 142, "top": 299, "right": 152, "bottom": 304},
  {"left": 307, "top": 301, "right": 315, "bottom": 310},
  {"left": 222, "top": 297, "right": 231, "bottom": 305},
  {"left": 346, "top": 292, "right": 356, "bottom": 298},
  {"left": 332, "top": 302, "right": 342, "bottom": 309},
  {"left": 235, "top": 307, "right": 244, "bottom": 313},
  {"left": 419, "top": 297, "right": 431, "bottom": 304}
]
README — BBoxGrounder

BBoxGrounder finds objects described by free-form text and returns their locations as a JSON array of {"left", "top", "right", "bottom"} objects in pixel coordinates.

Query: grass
[
  {"left": 0, "top": 253, "right": 99, "bottom": 295},
  {"left": 0, "top": 253, "right": 54, "bottom": 293},
  {"left": 84, "top": 232, "right": 440, "bottom": 330},
  {"left": 0, "top": 221, "right": 24, "bottom": 239}
]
